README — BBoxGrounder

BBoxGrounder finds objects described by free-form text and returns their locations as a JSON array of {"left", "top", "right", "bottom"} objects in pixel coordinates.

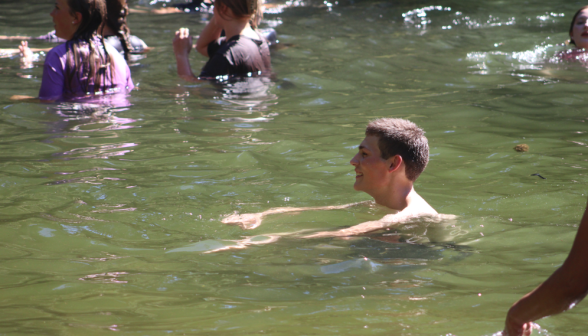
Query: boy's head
[{"left": 365, "top": 118, "right": 429, "bottom": 181}]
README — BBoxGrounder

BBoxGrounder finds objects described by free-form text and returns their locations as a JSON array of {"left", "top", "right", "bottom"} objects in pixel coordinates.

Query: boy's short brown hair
[{"left": 365, "top": 118, "right": 429, "bottom": 181}]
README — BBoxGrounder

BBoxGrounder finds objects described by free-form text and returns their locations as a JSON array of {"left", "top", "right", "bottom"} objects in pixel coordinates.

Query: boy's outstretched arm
[{"left": 221, "top": 202, "right": 368, "bottom": 230}]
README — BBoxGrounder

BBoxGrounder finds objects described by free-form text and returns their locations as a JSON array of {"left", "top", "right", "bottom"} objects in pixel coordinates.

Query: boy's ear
[{"left": 388, "top": 155, "right": 403, "bottom": 173}]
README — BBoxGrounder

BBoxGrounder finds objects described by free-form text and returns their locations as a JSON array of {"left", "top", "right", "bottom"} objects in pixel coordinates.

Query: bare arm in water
[
  {"left": 221, "top": 202, "right": 370, "bottom": 230},
  {"left": 503, "top": 201, "right": 588, "bottom": 336},
  {"left": 304, "top": 212, "right": 421, "bottom": 238},
  {"left": 0, "top": 35, "right": 33, "bottom": 40},
  {"left": 0, "top": 41, "right": 50, "bottom": 58},
  {"left": 221, "top": 196, "right": 447, "bottom": 236},
  {"left": 304, "top": 191, "right": 440, "bottom": 238}
]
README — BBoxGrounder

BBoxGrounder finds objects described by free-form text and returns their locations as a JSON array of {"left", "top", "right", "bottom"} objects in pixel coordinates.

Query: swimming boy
[{"left": 222, "top": 118, "right": 441, "bottom": 237}]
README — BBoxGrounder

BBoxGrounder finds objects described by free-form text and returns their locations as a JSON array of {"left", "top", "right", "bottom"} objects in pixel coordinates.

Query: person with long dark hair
[
  {"left": 101, "top": 0, "right": 148, "bottom": 59},
  {"left": 35, "top": 0, "right": 133, "bottom": 102},
  {"left": 3, "top": 0, "right": 147, "bottom": 61}
]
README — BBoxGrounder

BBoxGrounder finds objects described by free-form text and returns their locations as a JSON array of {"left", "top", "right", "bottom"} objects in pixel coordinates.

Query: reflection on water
[{"left": 214, "top": 76, "right": 278, "bottom": 113}]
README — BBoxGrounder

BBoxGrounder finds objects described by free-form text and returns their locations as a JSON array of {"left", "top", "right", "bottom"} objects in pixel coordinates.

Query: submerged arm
[
  {"left": 504, "top": 202, "right": 588, "bottom": 336},
  {"left": 0, "top": 35, "right": 33, "bottom": 40},
  {"left": 221, "top": 202, "right": 368, "bottom": 230},
  {"left": 303, "top": 212, "right": 414, "bottom": 238}
]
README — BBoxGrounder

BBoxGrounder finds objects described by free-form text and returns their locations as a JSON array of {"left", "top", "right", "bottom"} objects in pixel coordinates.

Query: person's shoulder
[
  {"left": 129, "top": 35, "right": 148, "bottom": 51},
  {"left": 225, "top": 34, "right": 268, "bottom": 54},
  {"left": 47, "top": 42, "right": 68, "bottom": 56},
  {"left": 237, "top": 33, "right": 268, "bottom": 47},
  {"left": 104, "top": 42, "right": 126, "bottom": 62},
  {"left": 405, "top": 191, "right": 438, "bottom": 216},
  {"left": 44, "top": 43, "right": 68, "bottom": 67}
]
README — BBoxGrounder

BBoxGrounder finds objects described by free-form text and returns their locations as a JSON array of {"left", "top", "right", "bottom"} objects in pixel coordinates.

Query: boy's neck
[{"left": 371, "top": 181, "right": 414, "bottom": 211}]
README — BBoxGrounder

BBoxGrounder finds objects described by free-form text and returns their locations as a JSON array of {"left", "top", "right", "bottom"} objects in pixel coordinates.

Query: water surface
[{"left": 1, "top": 0, "right": 588, "bottom": 334}]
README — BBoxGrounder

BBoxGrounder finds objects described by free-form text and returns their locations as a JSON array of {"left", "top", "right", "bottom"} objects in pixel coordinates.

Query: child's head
[
  {"left": 215, "top": 0, "right": 263, "bottom": 28},
  {"left": 105, "top": 0, "right": 129, "bottom": 33},
  {"left": 68, "top": 0, "right": 107, "bottom": 40},
  {"left": 569, "top": 6, "right": 588, "bottom": 48},
  {"left": 365, "top": 118, "right": 429, "bottom": 181},
  {"left": 104, "top": 0, "right": 132, "bottom": 60}
]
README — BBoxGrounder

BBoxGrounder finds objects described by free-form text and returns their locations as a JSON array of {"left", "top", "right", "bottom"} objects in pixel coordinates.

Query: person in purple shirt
[
  {"left": 3, "top": 0, "right": 149, "bottom": 60},
  {"left": 33, "top": 0, "right": 133, "bottom": 102}
]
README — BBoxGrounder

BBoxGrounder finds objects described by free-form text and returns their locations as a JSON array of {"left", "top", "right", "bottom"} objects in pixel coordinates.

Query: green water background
[{"left": 1, "top": 0, "right": 588, "bottom": 334}]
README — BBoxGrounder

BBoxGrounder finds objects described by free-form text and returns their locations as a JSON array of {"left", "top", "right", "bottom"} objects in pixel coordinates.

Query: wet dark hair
[
  {"left": 105, "top": 0, "right": 132, "bottom": 60},
  {"left": 365, "top": 118, "right": 429, "bottom": 181},
  {"left": 215, "top": 0, "right": 263, "bottom": 28},
  {"left": 65, "top": 0, "right": 115, "bottom": 96},
  {"left": 569, "top": 6, "right": 588, "bottom": 46}
]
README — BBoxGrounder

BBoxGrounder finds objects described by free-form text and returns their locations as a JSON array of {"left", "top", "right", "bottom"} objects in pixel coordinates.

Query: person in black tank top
[{"left": 172, "top": 0, "right": 271, "bottom": 80}]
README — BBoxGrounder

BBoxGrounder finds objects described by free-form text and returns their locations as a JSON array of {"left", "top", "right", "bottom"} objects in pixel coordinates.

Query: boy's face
[{"left": 350, "top": 135, "right": 391, "bottom": 194}]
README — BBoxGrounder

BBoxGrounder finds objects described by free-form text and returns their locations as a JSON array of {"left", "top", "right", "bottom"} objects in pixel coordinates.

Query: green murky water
[{"left": 1, "top": 0, "right": 588, "bottom": 334}]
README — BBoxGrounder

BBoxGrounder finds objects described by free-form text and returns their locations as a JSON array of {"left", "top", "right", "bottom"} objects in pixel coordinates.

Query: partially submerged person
[
  {"left": 135, "top": 0, "right": 278, "bottom": 46},
  {"left": 503, "top": 199, "right": 588, "bottom": 336},
  {"left": 24, "top": 0, "right": 133, "bottom": 103},
  {"left": 223, "top": 118, "right": 447, "bottom": 237},
  {"left": 3, "top": 0, "right": 148, "bottom": 59},
  {"left": 559, "top": 6, "right": 588, "bottom": 62},
  {"left": 172, "top": 0, "right": 271, "bottom": 80},
  {"left": 101, "top": 0, "right": 149, "bottom": 58}
]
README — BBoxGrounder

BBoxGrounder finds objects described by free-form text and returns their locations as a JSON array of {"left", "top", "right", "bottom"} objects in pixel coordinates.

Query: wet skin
[
  {"left": 51, "top": 0, "right": 80, "bottom": 40},
  {"left": 571, "top": 8, "right": 588, "bottom": 49},
  {"left": 350, "top": 135, "right": 395, "bottom": 196}
]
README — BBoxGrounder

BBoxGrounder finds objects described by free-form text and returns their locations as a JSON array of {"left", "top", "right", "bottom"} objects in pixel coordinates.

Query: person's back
[
  {"left": 40, "top": 37, "right": 132, "bottom": 101},
  {"left": 38, "top": 0, "right": 133, "bottom": 102},
  {"left": 200, "top": 33, "right": 271, "bottom": 78},
  {"left": 173, "top": 0, "right": 271, "bottom": 81}
]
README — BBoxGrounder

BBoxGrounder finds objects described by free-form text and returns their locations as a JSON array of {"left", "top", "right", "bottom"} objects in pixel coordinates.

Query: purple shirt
[{"left": 39, "top": 39, "right": 134, "bottom": 102}]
